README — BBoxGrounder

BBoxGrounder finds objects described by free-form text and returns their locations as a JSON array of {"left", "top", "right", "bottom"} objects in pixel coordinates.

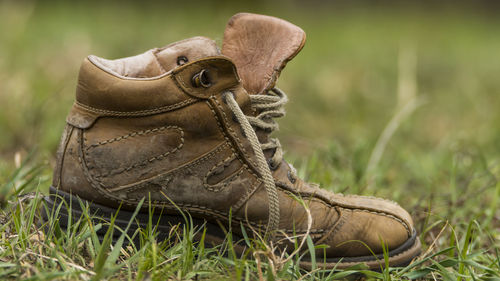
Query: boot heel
[{"left": 41, "top": 186, "right": 145, "bottom": 245}]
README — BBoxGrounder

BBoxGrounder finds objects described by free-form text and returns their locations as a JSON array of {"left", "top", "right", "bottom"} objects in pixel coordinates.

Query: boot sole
[
  {"left": 41, "top": 186, "right": 421, "bottom": 271},
  {"left": 300, "top": 232, "right": 421, "bottom": 270},
  {"left": 41, "top": 186, "right": 242, "bottom": 249}
]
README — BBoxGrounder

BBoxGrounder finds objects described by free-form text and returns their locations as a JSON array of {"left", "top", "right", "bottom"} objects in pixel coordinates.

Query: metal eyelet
[
  {"left": 177, "top": 56, "right": 188, "bottom": 66},
  {"left": 192, "top": 69, "right": 211, "bottom": 88}
]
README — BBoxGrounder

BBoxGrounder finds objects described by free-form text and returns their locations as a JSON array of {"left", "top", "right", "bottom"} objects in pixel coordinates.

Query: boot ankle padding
[{"left": 88, "top": 37, "right": 219, "bottom": 79}]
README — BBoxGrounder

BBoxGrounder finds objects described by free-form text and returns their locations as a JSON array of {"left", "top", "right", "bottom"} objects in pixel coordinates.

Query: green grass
[{"left": 1, "top": 1, "right": 500, "bottom": 280}]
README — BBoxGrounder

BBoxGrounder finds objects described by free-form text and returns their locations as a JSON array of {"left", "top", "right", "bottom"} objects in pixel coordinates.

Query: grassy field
[{"left": 1, "top": 1, "right": 500, "bottom": 280}]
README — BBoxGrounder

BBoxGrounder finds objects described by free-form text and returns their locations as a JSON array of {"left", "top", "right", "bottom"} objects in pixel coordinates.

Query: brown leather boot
[{"left": 45, "top": 13, "right": 421, "bottom": 270}]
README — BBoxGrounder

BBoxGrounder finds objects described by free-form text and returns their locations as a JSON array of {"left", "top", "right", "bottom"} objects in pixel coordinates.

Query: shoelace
[
  {"left": 247, "top": 88, "right": 288, "bottom": 170},
  {"left": 223, "top": 88, "right": 289, "bottom": 237}
]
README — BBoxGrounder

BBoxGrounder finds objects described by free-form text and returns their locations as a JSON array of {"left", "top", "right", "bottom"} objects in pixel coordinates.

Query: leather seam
[
  {"left": 162, "top": 204, "right": 325, "bottom": 234},
  {"left": 205, "top": 99, "right": 263, "bottom": 212},
  {"left": 343, "top": 194, "right": 402, "bottom": 206},
  {"left": 175, "top": 70, "right": 194, "bottom": 93},
  {"left": 55, "top": 125, "right": 74, "bottom": 188},
  {"left": 78, "top": 132, "right": 319, "bottom": 234},
  {"left": 322, "top": 207, "right": 349, "bottom": 243},
  {"left": 78, "top": 131, "right": 245, "bottom": 225},
  {"left": 171, "top": 70, "right": 195, "bottom": 98},
  {"left": 118, "top": 142, "right": 230, "bottom": 194},
  {"left": 313, "top": 206, "right": 344, "bottom": 245},
  {"left": 204, "top": 167, "right": 245, "bottom": 192},
  {"left": 77, "top": 129, "right": 114, "bottom": 201},
  {"left": 210, "top": 95, "right": 257, "bottom": 168},
  {"left": 84, "top": 126, "right": 184, "bottom": 179},
  {"left": 74, "top": 98, "right": 196, "bottom": 117},
  {"left": 203, "top": 153, "right": 242, "bottom": 192},
  {"left": 275, "top": 181, "right": 411, "bottom": 236},
  {"left": 108, "top": 143, "right": 269, "bottom": 227},
  {"left": 231, "top": 172, "right": 262, "bottom": 212},
  {"left": 75, "top": 120, "right": 273, "bottom": 231},
  {"left": 349, "top": 208, "right": 410, "bottom": 235},
  {"left": 85, "top": 125, "right": 175, "bottom": 149}
]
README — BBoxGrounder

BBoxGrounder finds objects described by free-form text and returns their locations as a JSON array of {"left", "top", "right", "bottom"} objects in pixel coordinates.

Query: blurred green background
[{"left": 1, "top": 0, "right": 500, "bottom": 230}]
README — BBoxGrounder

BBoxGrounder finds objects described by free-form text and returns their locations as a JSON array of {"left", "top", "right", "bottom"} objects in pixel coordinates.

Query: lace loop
[{"left": 248, "top": 88, "right": 288, "bottom": 169}]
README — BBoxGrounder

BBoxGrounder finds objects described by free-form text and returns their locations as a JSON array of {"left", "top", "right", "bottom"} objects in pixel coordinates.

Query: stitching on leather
[
  {"left": 204, "top": 153, "right": 237, "bottom": 178},
  {"left": 324, "top": 207, "right": 348, "bottom": 242},
  {"left": 210, "top": 96, "right": 257, "bottom": 168},
  {"left": 80, "top": 137, "right": 243, "bottom": 222},
  {"left": 175, "top": 70, "right": 194, "bottom": 92},
  {"left": 140, "top": 201, "right": 323, "bottom": 234},
  {"left": 110, "top": 142, "right": 288, "bottom": 230},
  {"left": 343, "top": 194, "right": 402, "bottom": 207},
  {"left": 340, "top": 194, "right": 410, "bottom": 234},
  {"left": 77, "top": 94, "right": 288, "bottom": 233},
  {"left": 206, "top": 100, "right": 263, "bottom": 212},
  {"left": 231, "top": 168, "right": 262, "bottom": 212},
  {"left": 77, "top": 129, "right": 114, "bottom": 201},
  {"left": 78, "top": 129, "right": 287, "bottom": 232},
  {"left": 275, "top": 181, "right": 411, "bottom": 236},
  {"left": 349, "top": 208, "right": 410, "bottom": 235},
  {"left": 307, "top": 205, "right": 344, "bottom": 245},
  {"left": 80, "top": 137, "right": 318, "bottom": 234},
  {"left": 55, "top": 125, "right": 74, "bottom": 188},
  {"left": 84, "top": 126, "right": 184, "bottom": 178},
  {"left": 75, "top": 98, "right": 196, "bottom": 117},
  {"left": 279, "top": 188, "right": 345, "bottom": 237},
  {"left": 203, "top": 153, "right": 242, "bottom": 192},
  {"left": 207, "top": 100, "right": 231, "bottom": 144},
  {"left": 86, "top": 126, "right": 176, "bottom": 149},
  {"left": 204, "top": 168, "right": 244, "bottom": 192},
  {"left": 82, "top": 141, "right": 263, "bottom": 229},
  {"left": 171, "top": 71, "right": 194, "bottom": 98},
  {"left": 207, "top": 98, "right": 275, "bottom": 220},
  {"left": 121, "top": 142, "right": 230, "bottom": 194}
]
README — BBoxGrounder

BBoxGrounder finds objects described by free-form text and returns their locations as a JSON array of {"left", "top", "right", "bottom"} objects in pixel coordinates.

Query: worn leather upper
[{"left": 53, "top": 13, "right": 416, "bottom": 258}]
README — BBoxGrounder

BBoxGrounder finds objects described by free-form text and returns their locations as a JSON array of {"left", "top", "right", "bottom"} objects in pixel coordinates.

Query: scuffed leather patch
[
  {"left": 67, "top": 103, "right": 100, "bottom": 129},
  {"left": 83, "top": 126, "right": 184, "bottom": 188}
]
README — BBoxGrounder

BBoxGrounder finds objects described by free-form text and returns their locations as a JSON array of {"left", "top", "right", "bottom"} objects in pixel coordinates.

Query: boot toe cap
[{"left": 322, "top": 199, "right": 414, "bottom": 258}]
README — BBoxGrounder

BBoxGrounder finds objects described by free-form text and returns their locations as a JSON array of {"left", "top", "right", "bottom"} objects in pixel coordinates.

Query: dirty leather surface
[{"left": 52, "top": 13, "right": 419, "bottom": 261}]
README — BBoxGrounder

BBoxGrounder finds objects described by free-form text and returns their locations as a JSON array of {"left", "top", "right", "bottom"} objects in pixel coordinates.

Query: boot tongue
[{"left": 222, "top": 13, "right": 306, "bottom": 95}]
